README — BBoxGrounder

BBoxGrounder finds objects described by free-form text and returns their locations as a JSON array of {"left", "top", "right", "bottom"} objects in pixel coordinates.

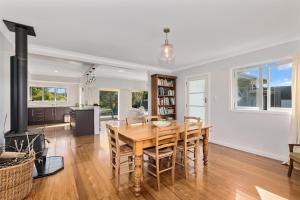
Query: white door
[{"left": 186, "top": 75, "right": 209, "bottom": 123}]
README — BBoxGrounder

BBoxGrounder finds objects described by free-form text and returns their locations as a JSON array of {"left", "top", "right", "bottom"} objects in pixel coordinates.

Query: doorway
[
  {"left": 186, "top": 74, "right": 209, "bottom": 123},
  {"left": 99, "top": 89, "right": 119, "bottom": 130}
]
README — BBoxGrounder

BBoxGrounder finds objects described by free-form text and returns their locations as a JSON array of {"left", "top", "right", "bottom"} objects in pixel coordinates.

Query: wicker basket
[{"left": 0, "top": 156, "right": 35, "bottom": 200}]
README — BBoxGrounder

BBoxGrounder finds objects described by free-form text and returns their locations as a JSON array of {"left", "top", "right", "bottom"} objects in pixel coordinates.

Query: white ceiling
[
  {"left": 29, "top": 54, "right": 88, "bottom": 78},
  {"left": 1, "top": 0, "right": 300, "bottom": 71},
  {"left": 28, "top": 54, "right": 148, "bottom": 81}
]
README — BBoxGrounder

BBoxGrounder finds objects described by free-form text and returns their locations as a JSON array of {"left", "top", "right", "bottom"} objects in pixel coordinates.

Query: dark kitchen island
[{"left": 70, "top": 106, "right": 100, "bottom": 136}]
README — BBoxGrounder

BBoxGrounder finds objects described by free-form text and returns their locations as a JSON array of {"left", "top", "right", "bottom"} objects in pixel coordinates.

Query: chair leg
[
  {"left": 194, "top": 146, "right": 199, "bottom": 177},
  {"left": 156, "top": 158, "right": 160, "bottom": 191},
  {"left": 116, "top": 157, "right": 120, "bottom": 189},
  {"left": 288, "top": 159, "right": 294, "bottom": 177},
  {"left": 184, "top": 149, "right": 188, "bottom": 178},
  {"left": 141, "top": 155, "right": 144, "bottom": 181},
  {"left": 172, "top": 154, "right": 176, "bottom": 185},
  {"left": 110, "top": 152, "right": 115, "bottom": 178}
]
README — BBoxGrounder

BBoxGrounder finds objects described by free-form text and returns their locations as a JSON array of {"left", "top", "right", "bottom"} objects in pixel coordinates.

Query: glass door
[{"left": 186, "top": 75, "right": 209, "bottom": 122}]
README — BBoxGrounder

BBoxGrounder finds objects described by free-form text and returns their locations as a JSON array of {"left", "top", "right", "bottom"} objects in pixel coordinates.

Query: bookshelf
[{"left": 151, "top": 74, "right": 177, "bottom": 120}]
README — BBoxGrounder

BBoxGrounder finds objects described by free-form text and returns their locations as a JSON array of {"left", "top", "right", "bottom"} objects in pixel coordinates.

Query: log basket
[{"left": 0, "top": 156, "right": 35, "bottom": 200}]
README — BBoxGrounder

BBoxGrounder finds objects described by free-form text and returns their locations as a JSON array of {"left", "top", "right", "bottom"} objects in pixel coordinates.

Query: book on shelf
[
  {"left": 158, "top": 87, "right": 174, "bottom": 96},
  {"left": 158, "top": 107, "right": 175, "bottom": 115},
  {"left": 158, "top": 79, "right": 174, "bottom": 87},
  {"left": 157, "top": 97, "right": 175, "bottom": 106}
]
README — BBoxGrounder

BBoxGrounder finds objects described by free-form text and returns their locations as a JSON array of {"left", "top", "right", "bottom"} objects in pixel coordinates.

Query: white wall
[
  {"left": 95, "top": 76, "right": 147, "bottom": 90},
  {"left": 175, "top": 40, "right": 300, "bottom": 161},
  {"left": 28, "top": 80, "right": 80, "bottom": 107},
  {"left": 118, "top": 89, "right": 131, "bottom": 120},
  {"left": 0, "top": 32, "right": 13, "bottom": 145}
]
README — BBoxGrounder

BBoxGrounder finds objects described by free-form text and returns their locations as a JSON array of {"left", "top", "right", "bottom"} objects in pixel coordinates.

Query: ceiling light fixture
[
  {"left": 54, "top": 70, "right": 58, "bottom": 73},
  {"left": 159, "top": 27, "right": 175, "bottom": 65},
  {"left": 85, "top": 65, "right": 96, "bottom": 85}
]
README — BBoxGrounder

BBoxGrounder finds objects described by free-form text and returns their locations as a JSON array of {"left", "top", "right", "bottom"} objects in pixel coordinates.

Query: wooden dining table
[{"left": 106, "top": 120, "right": 212, "bottom": 196}]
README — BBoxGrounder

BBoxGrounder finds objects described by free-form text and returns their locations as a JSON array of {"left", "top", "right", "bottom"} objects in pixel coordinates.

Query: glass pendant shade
[
  {"left": 159, "top": 28, "right": 175, "bottom": 65},
  {"left": 160, "top": 42, "right": 174, "bottom": 64}
]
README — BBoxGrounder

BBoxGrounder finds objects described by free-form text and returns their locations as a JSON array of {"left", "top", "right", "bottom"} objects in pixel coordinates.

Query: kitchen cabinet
[
  {"left": 28, "top": 107, "right": 70, "bottom": 125},
  {"left": 44, "top": 108, "right": 55, "bottom": 122}
]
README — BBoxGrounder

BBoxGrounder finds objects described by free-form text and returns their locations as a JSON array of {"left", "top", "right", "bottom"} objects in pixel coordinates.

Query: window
[
  {"left": 30, "top": 87, "right": 67, "bottom": 102},
  {"left": 233, "top": 59, "right": 292, "bottom": 111},
  {"left": 56, "top": 88, "right": 67, "bottom": 101},
  {"left": 44, "top": 87, "right": 55, "bottom": 101},
  {"left": 99, "top": 90, "right": 118, "bottom": 119},
  {"left": 31, "top": 87, "right": 43, "bottom": 101},
  {"left": 132, "top": 91, "right": 148, "bottom": 111}
]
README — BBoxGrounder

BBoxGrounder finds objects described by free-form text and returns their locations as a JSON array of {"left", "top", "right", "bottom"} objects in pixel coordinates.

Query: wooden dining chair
[
  {"left": 177, "top": 121, "right": 202, "bottom": 178},
  {"left": 125, "top": 116, "right": 146, "bottom": 125},
  {"left": 288, "top": 143, "right": 300, "bottom": 177},
  {"left": 143, "top": 125, "right": 179, "bottom": 191},
  {"left": 106, "top": 124, "right": 134, "bottom": 189}
]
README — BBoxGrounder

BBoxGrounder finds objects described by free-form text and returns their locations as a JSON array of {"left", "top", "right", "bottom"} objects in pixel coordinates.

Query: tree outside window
[{"left": 99, "top": 90, "right": 118, "bottom": 119}]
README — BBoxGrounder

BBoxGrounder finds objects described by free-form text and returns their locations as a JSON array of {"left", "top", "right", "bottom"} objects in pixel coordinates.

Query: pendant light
[{"left": 159, "top": 27, "right": 175, "bottom": 65}]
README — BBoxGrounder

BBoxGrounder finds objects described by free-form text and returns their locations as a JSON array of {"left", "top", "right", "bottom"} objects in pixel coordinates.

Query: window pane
[
  {"left": 188, "top": 80, "right": 205, "bottom": 93},
  {"left": 31, "top": 87, "right": 43, "bottom": 101},
  {"left": 99, "top": 90, "right": 118, "bottom": 117},
  {"left": 132, "top": 91, "right": 148, "bottom": 111},
  {"left": 56, "top": 88, "right": 67, "bottom": 101},
  {"left": 270, "top": 62, "right": 292, "bottom": 108},
  {"left": 188, "top": 93, "right": 205, "bottom": 106},
  {"left": 44, "top": 87, "right": 55, "bottom": 101},
  {"left": 236, "top": 67, "right": 259, "bottom": 107},
  {"left": 188, "top": 106, "right": 205, "bottom": 121}
]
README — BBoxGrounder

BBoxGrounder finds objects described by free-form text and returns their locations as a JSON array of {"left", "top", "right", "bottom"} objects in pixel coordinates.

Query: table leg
[
  {"left": 202, "top": 128, "right": 209, "bottom": 166},
  {"left": 133, "top": 142, "right": 143, "bottom": 196}
]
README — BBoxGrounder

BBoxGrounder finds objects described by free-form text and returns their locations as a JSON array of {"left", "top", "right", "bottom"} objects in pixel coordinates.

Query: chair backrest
[
  {"left": 184, "top": 116, "right": 201, "bottom": 123},
  {"left": 126, "top": 116, "right": 146, "bottom": 125},
  {"left": 146, "top": 115, "right": 161, "bottom": 123},
  {"left": 155, "top": 125, "right": 179, "bottom": 154},
  {"left": 106, "top": 123, "right": 120, "bottom": 154},
  {"left": 183, "top": 121, "right": 202, "bottom": 145}
]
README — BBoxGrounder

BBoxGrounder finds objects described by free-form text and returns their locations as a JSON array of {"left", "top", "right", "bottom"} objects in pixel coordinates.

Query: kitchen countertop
[
  {"left": 28, "top": 105, "right": 72, "bottom": 108},
  {"left": 70, "top": 106, "right": 96, "bottom": 111}
]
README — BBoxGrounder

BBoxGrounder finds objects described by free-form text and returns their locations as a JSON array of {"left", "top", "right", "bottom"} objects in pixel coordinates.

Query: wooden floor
[{"left": 26, "top": 123, "right": 300, "bottom": 200}]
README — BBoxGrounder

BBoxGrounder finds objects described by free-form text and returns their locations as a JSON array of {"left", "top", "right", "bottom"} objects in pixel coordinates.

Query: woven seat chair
[
  {"left": 106, "top": 124, "right": 134, "bottom": 189},
  {"left": 177, "top": 120, "right": 202, "bottom": 178},
  {"left": 143, "top": 125, "right": 179, "bottom": 191}
]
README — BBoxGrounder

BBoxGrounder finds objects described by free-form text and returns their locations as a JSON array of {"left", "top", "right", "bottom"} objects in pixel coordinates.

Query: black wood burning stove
[{"left": 3, "top": 20, "right": 64, "bottom": 179}]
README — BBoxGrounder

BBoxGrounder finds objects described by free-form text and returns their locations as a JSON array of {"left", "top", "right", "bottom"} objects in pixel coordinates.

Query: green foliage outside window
[
  {"left": 99, "top": 90, "right": 118, "bottom": 117},
  {"left": 30, "top": 87, "right": 67, "bottom": 102},
  {"left": 56, "top": 88, "right": 67, "bottom": 101},
  {"left": 31, "top": 87, "right": 43, "bottom": 101},
  {"left": 44, "top": 87, "right": 55, "bottom": 101}
]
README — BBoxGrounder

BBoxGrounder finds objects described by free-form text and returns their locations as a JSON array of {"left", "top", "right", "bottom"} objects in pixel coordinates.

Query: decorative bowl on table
[{"left": 152, "top": 120, "right": 171, "bottom": 127}]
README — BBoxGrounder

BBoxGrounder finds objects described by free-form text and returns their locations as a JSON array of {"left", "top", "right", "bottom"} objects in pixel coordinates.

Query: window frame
[
  {"left": 231, "top": 57, "right": 292, "bottom": 113},
  {"left": 29, "top": 86, "right": 67, "bottom": 102}
]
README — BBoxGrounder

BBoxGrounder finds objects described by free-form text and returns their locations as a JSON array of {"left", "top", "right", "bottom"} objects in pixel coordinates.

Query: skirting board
[{"left": 209, "top": 139, "right": 288, "bottom": 162}]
